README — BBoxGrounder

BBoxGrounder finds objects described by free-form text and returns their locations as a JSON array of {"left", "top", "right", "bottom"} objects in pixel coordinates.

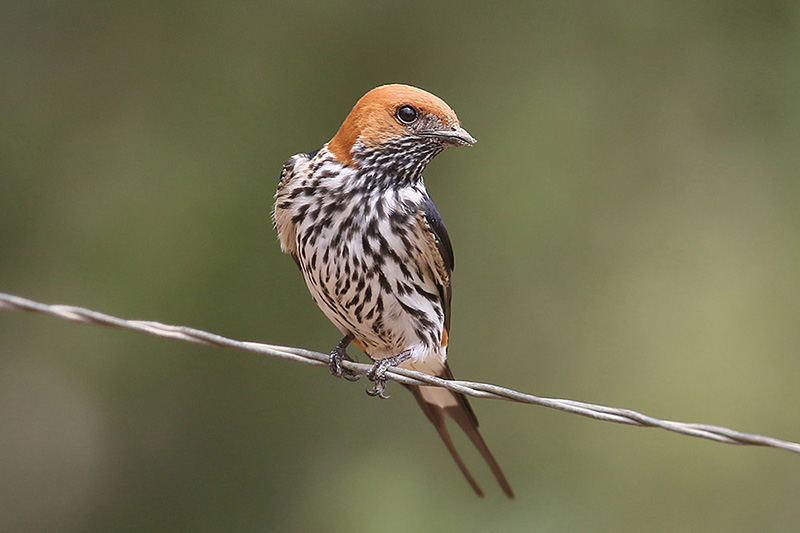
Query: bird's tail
[{"left": 405, "top": 365, "right": 514, "bottom": 499}]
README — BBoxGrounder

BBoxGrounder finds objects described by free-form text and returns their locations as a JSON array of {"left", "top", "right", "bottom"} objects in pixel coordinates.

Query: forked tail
[{"left": 406, "top": 382, "right": 514, "bottom": 499}]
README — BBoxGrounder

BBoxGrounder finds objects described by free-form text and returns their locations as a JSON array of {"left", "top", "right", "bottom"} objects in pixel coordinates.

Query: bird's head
[{"left": 328, "top": 84, "right": 475, "bottom": 169}]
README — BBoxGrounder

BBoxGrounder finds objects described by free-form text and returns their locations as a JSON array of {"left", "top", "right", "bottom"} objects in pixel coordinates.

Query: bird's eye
[{"left": 396, "top": 104, "right": 418, "bottom": 124}]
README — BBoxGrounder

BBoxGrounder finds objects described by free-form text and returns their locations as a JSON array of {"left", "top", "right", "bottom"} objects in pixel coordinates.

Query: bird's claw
[
  {"left": 364, "top": 350, "right": 412, "bottom": 400},
  {"left": 342, "top": 371, "right": 362, "bottom": 382},
  {"left": 365, "top": 372, "right": 390, "bottom": 399},
  {"left": 329, "top": 339, "right": 361, "bottom": 382}
]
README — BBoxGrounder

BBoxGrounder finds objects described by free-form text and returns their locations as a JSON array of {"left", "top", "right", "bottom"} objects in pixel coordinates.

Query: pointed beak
[
  {"left": 438, "top": 125, "right": 476, "bottom": 146},
  {"left": 421, "top": 125, "right": 476, "bottom": 146}
]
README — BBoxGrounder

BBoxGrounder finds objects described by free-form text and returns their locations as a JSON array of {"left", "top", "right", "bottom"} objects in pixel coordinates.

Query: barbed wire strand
[{"left": 2, "top": 291, "right": 799, "bottom": 455}]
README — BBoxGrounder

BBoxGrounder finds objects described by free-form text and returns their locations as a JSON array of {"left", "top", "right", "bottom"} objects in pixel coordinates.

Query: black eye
[{"left": 396, "top": 104, "right": 418, "bottom": 124}]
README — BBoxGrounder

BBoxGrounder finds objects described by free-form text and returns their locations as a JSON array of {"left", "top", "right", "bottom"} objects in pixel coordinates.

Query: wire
[{"left": 1, "top": 291, "right": 799, "bottom": 454}]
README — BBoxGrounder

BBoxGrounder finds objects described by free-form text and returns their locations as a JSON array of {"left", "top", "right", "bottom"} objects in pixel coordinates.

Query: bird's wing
[
  {"left": 272, "top": 150, "right": 318, "bottom": 264},
  {"left": 417, "top": 194, "right": 454, "bottom": 333}
]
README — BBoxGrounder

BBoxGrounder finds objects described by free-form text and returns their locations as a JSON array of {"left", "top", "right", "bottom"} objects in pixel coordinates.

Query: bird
[{"left": 273, "top": 84, "right": 513, "bottom": 498}]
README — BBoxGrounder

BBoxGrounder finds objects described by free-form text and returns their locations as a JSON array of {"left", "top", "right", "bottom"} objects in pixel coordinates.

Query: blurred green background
[{"left": 2, "top": 1, "right": 800, "bottom": 531}]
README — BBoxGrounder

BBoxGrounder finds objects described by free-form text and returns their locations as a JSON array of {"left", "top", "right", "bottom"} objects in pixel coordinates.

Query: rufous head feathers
[{"left": 328, "top": 84, "right": 475, "bottom": 167}]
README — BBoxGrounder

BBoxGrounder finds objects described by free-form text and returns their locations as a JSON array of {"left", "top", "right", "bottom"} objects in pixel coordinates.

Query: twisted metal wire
[{"left": 2, "top": 291, "right": 799, "bottom": 454}]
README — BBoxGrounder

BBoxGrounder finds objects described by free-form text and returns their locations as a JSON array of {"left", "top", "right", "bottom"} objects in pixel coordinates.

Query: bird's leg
[
  {"left": 365, "top": 350, "right": 412, "bottom": 399},
  {"left": 329, "top": 335, "right": 361, "bottom": 382}
]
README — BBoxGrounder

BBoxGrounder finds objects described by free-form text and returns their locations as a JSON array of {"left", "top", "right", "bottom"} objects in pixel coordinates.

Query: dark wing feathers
[
  {"left": 419, "top": 195, "right": 454, "bottom": 272},
  {"left": 418, "top": 195, "right": 454, "bottom": 333}
]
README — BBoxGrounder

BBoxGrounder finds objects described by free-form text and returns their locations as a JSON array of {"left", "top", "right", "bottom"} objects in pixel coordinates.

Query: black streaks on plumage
[
  {"left": 288, "top": 186, "right": 311, "bottom": 199},
  {"left": 281, "top": 144, "right": 452, "bottom": 353},
  {"left": 365, "top": 217, "right": 379, "bottom": 237},
  {"left": 395, "top": 297, "right": 433, "bottom": 326},
  {"left": 360, "top": 234, "right": 373, "bottom": 256},
  {"left": 336, "top": 275, "right": 350, "bottom": 297},
  {"left": 345, "top": 292, "right": 360, "bottom": 309},
  {"left": 323, "top": 200, "right": 345, "bottom": 217},
  {"left": 290, "top": 203, "right": 309, "bottom": 225},
  {"left": 376, "top": 270, "right": 392, "bottom": 292},
  {"left": 299, "top": 230, "right": 313, "bottom": 249},
  {"left": 351, "top": 136, "right": 445, "bottom": 189},
  {"left": 363, "top": 284, "right": 372, "bottom": 303},
  {"left": 354, "top": 273, "right": 366, "bottom": 293},
  {"left": 413, "top": 284, "right": 438, "bottom": 303}
]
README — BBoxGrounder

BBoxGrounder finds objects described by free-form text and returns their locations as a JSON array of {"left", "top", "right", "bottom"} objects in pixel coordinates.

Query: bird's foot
[
  {"left": 365, "top": 350, "right": 412, "bottom": 399},
  {"left": 329, "top": 336, "right": 361, "bottom": 382}
]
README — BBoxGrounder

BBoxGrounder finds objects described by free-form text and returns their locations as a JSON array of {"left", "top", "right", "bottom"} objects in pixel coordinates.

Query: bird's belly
[{"left": 296, "top": 216, "right": 446, "bottom": 370}]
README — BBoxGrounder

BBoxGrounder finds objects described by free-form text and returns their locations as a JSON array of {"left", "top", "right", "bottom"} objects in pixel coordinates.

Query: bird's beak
[{"left": 424, "top": 125, "right": 477, "bottom": 146}]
